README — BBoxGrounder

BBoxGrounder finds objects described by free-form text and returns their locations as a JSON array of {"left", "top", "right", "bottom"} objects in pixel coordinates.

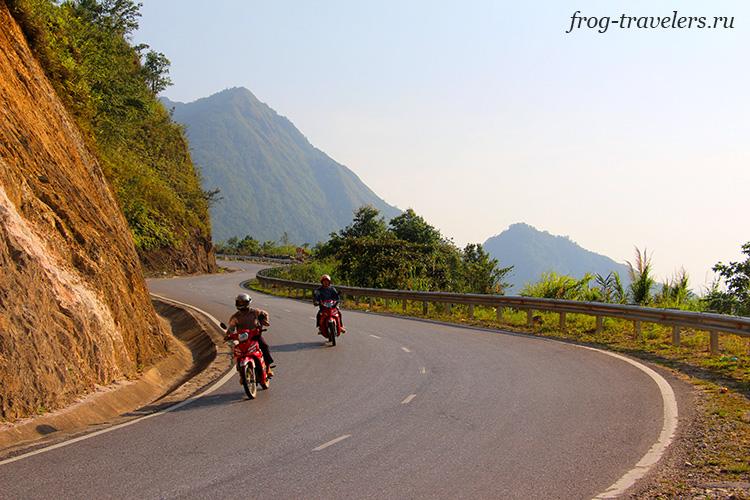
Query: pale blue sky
[{"left": 136, "top": 1, "right": 749, "bottom": 287}]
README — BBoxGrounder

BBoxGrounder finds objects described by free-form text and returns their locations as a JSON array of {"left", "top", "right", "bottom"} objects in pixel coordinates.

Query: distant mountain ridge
[
  {"left": 483, "top": 223, "right": 630, "bottom": 292},
  {"left": 163, "top": 87, "right": 400, "bottom": 244}
]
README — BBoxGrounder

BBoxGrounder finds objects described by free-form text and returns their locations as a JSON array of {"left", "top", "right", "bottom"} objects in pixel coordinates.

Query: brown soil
[
  {"left": 0, "top": 2, "right": 171, "bottom": 421},
  {"left": 139, "top": 233, "right": 217, "bottom": 277}
]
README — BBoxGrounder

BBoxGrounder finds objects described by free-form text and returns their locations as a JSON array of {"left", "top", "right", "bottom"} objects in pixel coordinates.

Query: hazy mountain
[
  {"left": 484, "top": 223, "right": 630, "bottom": 292},
  {"left": 163, "top": 88, "right": 400, "bottom": 244}
]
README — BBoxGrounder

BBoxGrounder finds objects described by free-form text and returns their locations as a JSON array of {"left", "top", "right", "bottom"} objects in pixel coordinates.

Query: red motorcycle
[
  {"left": 221, "top": 323, "right": 270, "bottom": 399},
  {"left": 318, "top": 299, "right": 342, "bottom": 346}
]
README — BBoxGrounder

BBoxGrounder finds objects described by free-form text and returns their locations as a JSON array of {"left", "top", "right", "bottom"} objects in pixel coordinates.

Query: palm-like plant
[{"left": 627, "top": 247, "right": 655, "bottom": 305}]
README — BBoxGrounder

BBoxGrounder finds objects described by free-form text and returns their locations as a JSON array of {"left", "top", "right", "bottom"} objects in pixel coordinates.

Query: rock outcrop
[{"left": 0, "top": 2, "right": 174, "bottom": 421}]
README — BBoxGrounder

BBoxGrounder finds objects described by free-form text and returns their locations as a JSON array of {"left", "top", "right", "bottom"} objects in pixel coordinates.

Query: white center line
[
  {"left": 313, "top": 434, "right": 351, "bottom": 451},
  {"left": 401, "top": 347, "right": 411, "bottom": 353},
  {"left": 369, "top": 334, "right": 381, "bottom": 339},
  {"left": 401, "top": 394, "right": 417, "bottom": 405}
]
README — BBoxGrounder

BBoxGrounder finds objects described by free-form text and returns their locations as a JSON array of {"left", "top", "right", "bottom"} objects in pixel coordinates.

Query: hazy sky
[{"left": 135, "top": 0, "right": 749, "bottom": 288}]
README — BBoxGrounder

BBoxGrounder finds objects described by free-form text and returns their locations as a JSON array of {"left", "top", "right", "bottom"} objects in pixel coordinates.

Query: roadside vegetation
[
  {"left": 262, "top": 206, "right": 513, "bottom": 294},
  {"left": 7, "top": 0, "right": 214, "bottom": 259},
  {"left": 215, "top": 234, "right": 310, "bottom": 260}
]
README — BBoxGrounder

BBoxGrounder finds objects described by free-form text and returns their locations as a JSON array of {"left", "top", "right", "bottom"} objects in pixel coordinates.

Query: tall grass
[{"left": 627, "top": 247, "right": 655, "bottom": 305}]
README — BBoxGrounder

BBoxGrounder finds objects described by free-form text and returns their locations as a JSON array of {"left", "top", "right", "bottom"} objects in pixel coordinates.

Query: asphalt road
[{"left": 0, "top": 261, "right": 673, "bottom": 499}]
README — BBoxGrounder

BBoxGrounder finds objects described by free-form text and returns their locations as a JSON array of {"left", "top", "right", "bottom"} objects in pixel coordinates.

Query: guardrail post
[
  {"left": 422, "top": 301, "right": 428, "bottom": 315},
  {"left": 368, "top": 297, "right": 373, "bottom": 309},
  {"left": 446, "top": 303, "right": 452, "bottom": 315},
  {"left": 526, "top": 309, "right": 533, "bottom": 327},
  {"left": 709, "top": 331, "right": 719, "bottom": 354},
  {"left": 402, "top": 299, "right": 407, "bottom": 312},
  {"left": 496, "top": 307, "right": 503, "bottom": 322},
  {"left": 595, "top": 316, "right": 603, "bottom": 334},
  {"left": 559, "top": 312, "right": 567, "bottom": 332},
  {"left": 468, "top": 304, "right": 475, "bottom": 319},
  {"left": 672, "top": 325, "right": 681, "bottom": 347},
  {"left": 633, "top": 320, "right": 642, "bottom": 340}
]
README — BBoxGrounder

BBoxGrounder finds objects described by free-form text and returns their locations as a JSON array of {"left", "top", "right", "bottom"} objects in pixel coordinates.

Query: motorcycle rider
[
  {"left": 313, "top": 274, "right": 346, "bottom": 335},
  {"left": 226, "top": 293, "right": 275, "bottom": 377}
]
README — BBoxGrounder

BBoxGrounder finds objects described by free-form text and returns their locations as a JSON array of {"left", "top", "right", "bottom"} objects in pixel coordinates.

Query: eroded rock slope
[{"left": 0, "top": 2, "right": 173, "bottom": 421}]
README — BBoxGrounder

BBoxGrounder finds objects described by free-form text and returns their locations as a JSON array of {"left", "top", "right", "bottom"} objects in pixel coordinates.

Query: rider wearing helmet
[
  {"left": 226, "top": 293, "right": 275, "bottom": 376},
  {"left": 313, "top": 274, "right": 346, "bottom": 334}
]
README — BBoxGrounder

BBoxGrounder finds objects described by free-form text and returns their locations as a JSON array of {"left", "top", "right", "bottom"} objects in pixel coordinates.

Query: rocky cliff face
[{"left": 0, "top": 2, "right": 174, "bottom": 421}]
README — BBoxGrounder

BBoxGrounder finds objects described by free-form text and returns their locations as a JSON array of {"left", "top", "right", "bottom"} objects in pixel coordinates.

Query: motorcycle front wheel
[
  {"left": 241, "top": 361, "right": 257, "bottom": 399},
  {"left": 328, "top": 321, "right": 337, "bottom": 346}
]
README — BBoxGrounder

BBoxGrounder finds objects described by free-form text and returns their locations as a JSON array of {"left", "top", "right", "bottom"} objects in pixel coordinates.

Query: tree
[
  {"left": 340, "top": 205, "right": 387, "bottom": 239},
  {"left": 459, "top": 244, "right": 512, "bottom": 294},
  {"left": 72, "top": 0, "right": 142, "bottom": 36},
  {"left": 142, "top": 50, "right": 172, "bottom": 94},
  {"left": 705, "top": 242, "right": 750, "bottom": 316},
  {"left": 389, "top": 208, "right": 442, "bottom": 246}
]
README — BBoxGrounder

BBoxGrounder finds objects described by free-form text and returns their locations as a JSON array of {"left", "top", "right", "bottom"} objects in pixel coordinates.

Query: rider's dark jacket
[{"left": 314, "top": 285, "right": 340, "bottom": 303}]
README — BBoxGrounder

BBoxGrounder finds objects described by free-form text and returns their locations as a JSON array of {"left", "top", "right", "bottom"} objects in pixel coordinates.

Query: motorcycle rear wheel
[{"left": 241, "top": 362, "right": 257, "bottom": 399}]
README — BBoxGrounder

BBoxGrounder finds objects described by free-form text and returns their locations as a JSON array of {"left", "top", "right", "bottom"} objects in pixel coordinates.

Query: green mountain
[
  {"left": 483, "top": 223, "right": 630, "bottom": 292},
  {"left": 163, "top": 88, "right": 400, "bottom": 244}
]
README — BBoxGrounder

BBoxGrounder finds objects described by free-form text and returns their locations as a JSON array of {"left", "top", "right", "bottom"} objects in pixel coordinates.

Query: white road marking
[
  {"left": 589, "top": 347, "right": 679, "bottom": 499},
  {"left": 313, "top": 434, "right": 351, "bottom": 451},
  {"left": 401, "top": 347, "right": 411, "bottom": 353},
  {"left": 309, "top": 317, "right": 316, "bottom": 320},
  {"left": 0, "top": 294, "right": 234, "bottom": 467},
  {"left": 419, "top": 367, "right": 427, "bottom": 375},
  {"left": 284, "top": 309, "right": 292, "bottom": 313},
  {"left": 369, "top": 334, "right": 382, "bottom": 339},
  {"left": 401, "top": 394, "right": 417, "bottom": 405}
]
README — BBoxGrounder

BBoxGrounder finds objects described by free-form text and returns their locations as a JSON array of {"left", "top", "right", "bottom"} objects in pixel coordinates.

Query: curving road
[{"left": 0, "top": 261, "right": 676, "bottom": 499}]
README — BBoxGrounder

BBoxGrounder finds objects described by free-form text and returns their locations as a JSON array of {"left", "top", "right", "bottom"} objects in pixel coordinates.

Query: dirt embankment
[
  {"left": 0, "top": 2, "right": 176, "bottom": 421},
  {"left": 140, "top": 234, "right": 217, "bottom": 277}
]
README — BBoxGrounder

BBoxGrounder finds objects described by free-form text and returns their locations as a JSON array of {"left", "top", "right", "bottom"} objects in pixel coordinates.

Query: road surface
[{"left": 0, "top": 261, "right": 675, "bottom": 499}]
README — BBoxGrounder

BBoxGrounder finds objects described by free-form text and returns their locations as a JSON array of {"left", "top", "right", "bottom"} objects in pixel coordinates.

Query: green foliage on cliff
[{"left": 7, "top": 0, "right": 213, "bottom": 253}]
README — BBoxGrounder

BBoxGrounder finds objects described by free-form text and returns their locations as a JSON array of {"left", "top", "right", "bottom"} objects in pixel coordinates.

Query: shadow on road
[
  {"left": 125, "top": 391, "right": 249, "bottom": 416},
  {"left": 272, "top": 341, "right": 325, "bottom": 352}
]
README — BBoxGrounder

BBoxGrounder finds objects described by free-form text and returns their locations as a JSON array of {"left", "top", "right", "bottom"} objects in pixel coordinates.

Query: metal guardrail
[
  {"left": 255, "top": 268, "right": 750, "bottom": 355},
  {"left": 216, "top": 253, "right": 296, "bottom": 264}
]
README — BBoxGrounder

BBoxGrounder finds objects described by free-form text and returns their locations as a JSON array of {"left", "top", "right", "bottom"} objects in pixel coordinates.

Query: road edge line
[{"left": 586, "top": 347, "right": 679, "bottom": 499}]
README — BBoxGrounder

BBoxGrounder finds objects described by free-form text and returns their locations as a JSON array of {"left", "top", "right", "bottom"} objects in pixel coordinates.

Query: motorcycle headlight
[{"left": 238, "top": 332, "right": 249, "bottom": 342}]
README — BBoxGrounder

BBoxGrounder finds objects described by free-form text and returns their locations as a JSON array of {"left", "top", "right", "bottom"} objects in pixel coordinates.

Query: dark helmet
[
  {"left": 320, "top": 274, "right": 331, "bottom": 284},
  {"left": 235, "top": 293, "right": 252, "bottom": 310}
]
